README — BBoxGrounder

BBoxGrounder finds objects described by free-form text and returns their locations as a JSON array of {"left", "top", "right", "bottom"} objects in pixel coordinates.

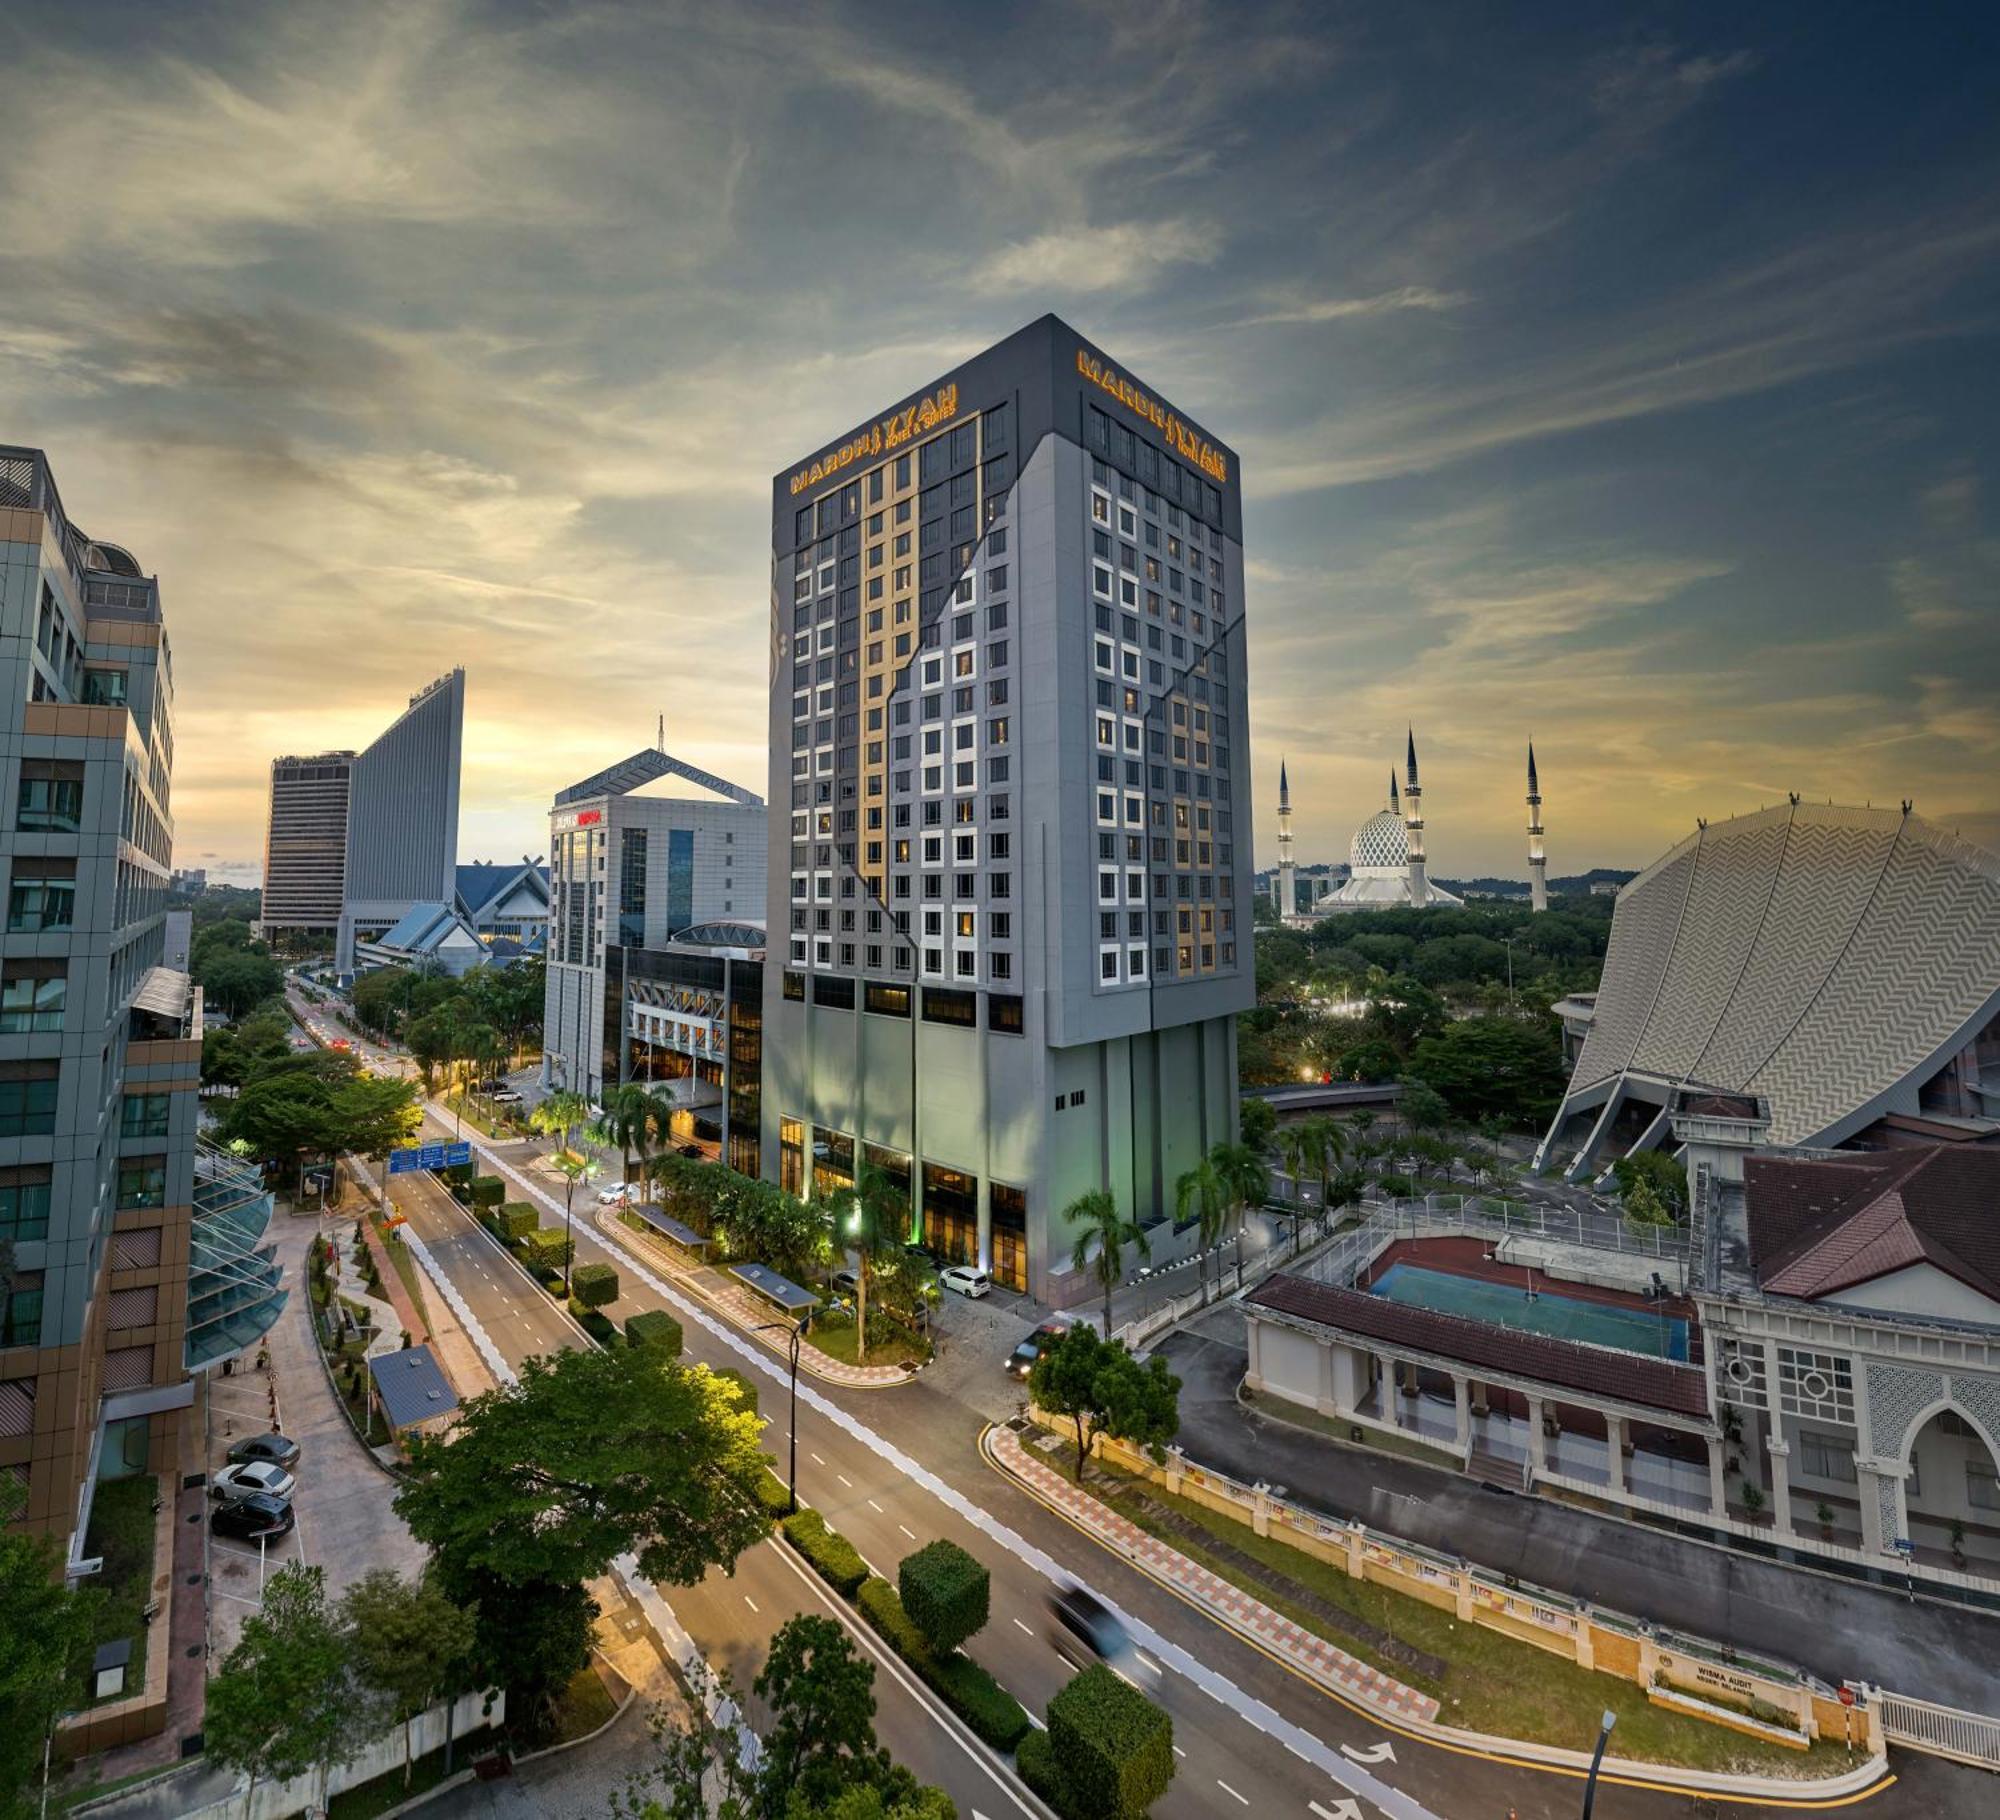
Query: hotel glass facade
[{"left": 762, "top": 317, "right": 1253, "bottom": 1299}]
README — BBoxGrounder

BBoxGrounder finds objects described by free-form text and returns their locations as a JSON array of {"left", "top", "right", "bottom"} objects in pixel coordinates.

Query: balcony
[{"left": 185, "top": 1141, "right": 287, "bottom": 1372}]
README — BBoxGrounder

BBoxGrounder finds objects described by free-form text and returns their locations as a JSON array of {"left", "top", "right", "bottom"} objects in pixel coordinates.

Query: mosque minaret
[
  {"left": 1275, "top": 757, "right": 1297, "bottom": 919},
  {"left": 1527, "top": 742, "right": 1548, "bottom": 912},
  {"left": 1403, "top": 729, "right": 1427, "bottom": 904}
]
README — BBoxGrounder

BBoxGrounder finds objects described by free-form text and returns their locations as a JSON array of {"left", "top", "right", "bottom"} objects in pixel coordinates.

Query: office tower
[
  {"left": 261, "top": 751, "right": 353, "bottom": 939},
  {"left": 260, "top": 670, "right": 464, "bottom": 974},
  {"left": 762, "top": 318, "right": 1253, "bottom": 1299},
  {"left": 543, "top": 748, "right": 767, "bottom": 1122},
  {"left": 1, "top": 447, "right": 284, "bottom": 1560}
]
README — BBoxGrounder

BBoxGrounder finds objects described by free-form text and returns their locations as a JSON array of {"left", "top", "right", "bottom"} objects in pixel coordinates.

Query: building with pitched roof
[{"left": 1537, "top": 800, "right": 2000, "bottom": 1181}]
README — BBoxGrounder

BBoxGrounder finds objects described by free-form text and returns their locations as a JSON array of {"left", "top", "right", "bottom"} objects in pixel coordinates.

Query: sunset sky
[{"left": 5, "top": 0, "right": 1997, "bottom": 882}]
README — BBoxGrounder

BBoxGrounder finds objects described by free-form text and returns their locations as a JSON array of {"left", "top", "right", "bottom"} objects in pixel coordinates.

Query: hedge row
[
  {"left": 1015, "top": 1731, "right": 1068, "bottom": 1815},
  {"left": 856, "top": 1577, "right": 1030, "bottom": 1750},
  {"left": 780, "top": 1508, "right": 869, "bottom": 1597},
  {"left": 754, "top": 1466, "right": 795, "bottom": 1519}
]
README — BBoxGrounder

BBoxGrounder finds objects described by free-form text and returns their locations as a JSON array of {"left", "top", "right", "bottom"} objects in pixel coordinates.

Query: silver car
[{"left": 210, "top": 1460, "right": 296, "bottom": 1505}]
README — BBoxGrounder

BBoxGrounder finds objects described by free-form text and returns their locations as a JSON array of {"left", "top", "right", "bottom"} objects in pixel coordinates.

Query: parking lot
[{"left": 202, "top": 1212, "right": 428, "bottom": 1657}]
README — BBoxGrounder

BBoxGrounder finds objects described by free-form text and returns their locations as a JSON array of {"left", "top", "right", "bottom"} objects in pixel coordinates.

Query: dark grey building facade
[{"left": 762, "top": 317, "right": 1254, "bottom": 1299}]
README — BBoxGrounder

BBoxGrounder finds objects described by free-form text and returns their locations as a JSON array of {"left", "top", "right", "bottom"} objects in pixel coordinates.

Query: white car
[
  {"left": 596, "top": 1183, "right": 632, "bottom": 1205},
  {"left": 939, "top": 1265, "right": 991, "bottom": 1299},
  {"left": 210, "top": 1460, "right": 296, "bottom": 1505}
]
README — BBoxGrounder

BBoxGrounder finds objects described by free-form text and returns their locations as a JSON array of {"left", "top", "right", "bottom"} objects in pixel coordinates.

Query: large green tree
[
  {"left": 340, "top": 1569, "right": 477, "bottom": 1788},
  {"left": 0, "top": 1500, "right": 91, "bottom": 1820},
  {"left": 213, "top": 1053, "right": 420, "bottom": 1193},
  {"left": 1403, "top": 1016, "right": 1567, "bottom": 1126},
  {"left": 1029, "top": 1326, "right": 1181, "bottom": 1477},
  {"left": 204, "top": 1563, "right": 375, "bottom": 1816},
  {"left": 396, "top": 1344, "right": 768, "bottom": 1595}
]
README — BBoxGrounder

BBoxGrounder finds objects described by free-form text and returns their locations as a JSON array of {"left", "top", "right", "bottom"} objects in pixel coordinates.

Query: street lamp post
[
  {"left": 756, "top": 1318, "right": 808, "bottom": 1513},
  {"left": 1580, "top": 1708, "right": 1616, "bottom": 1819}
]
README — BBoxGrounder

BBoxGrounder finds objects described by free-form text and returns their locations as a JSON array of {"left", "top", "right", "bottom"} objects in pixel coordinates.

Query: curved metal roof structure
[{"left": 1540, "top": 802, "right": 2000, "bottom": 1173}]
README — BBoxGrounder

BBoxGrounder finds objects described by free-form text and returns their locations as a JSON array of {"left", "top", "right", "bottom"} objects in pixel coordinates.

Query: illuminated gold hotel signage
[
  {"left": 1076, "top": 348, "right": 1228, "bottom": 484},
  {"left": 789, "top": 385, "right": 960, "bottom": 496}
]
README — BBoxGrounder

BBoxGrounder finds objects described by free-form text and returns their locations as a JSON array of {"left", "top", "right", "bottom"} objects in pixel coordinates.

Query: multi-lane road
[{"left": 294, "top": 994, "right": 1983, "bottom": 1818}]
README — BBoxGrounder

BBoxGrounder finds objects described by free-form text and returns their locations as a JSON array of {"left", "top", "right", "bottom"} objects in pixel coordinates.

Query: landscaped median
[
  {"left": 775, "top": 1508, "right": 1034, "bottom": 1752},
  {"left": 984, "top": 1417, "right": 1889, "bottom": 1799}
]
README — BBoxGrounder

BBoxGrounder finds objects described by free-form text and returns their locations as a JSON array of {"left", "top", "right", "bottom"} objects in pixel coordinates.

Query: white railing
[
  {"left": 1871, "top": 1687, "right": 2000, "bottom": 1771},
  {"left": 1300, "top": 1194, "right": 1686, "bottom": 1289}
]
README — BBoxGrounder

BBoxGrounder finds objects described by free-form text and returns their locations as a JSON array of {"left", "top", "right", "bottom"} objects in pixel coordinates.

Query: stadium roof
[{"left": 1540, "top": 802, "right": 2000, "bottom": 1173}]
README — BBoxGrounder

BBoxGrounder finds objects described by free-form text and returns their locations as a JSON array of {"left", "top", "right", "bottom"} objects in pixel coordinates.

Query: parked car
[
  {"left": 490, "top": 1087, "right": 523, "bottom": 1104},
  {"left": 1047, "top": 1584, "right": 1131, "bottom": 1670},
  {"left": 1006, "top": 1320, "right": 1071, "bottom": 1380},
  {"left": 211, "top": 1460, "right": 296, "bottom": 1505},
  {"left": 939, "top": 1265, "right": 991, "bottom": 1299},
  {"left": 211, "top": 1493, "right": 295, "bottom": 1543},
  {"left": 226, "top": 1432, "right": 300, "bottom": 1471},
  {"left": 476, "top": 1078, "right": 506, "bottom": 1094},
  {"left": 831, "top": 1268, "right": 860, "bottom": 1296},
  {"left": 597, "top": 1182, "right": 632, "bottom": 1205}
]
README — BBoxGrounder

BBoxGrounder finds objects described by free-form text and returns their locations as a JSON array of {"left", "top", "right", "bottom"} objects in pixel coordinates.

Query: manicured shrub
[
  {"left": 754, "top": 1467, "right": 795, "bottom": 1520},
  {"left": 1047, "top": 1664, "right": 1174, "bottom": 1820},
  {"left": 569, "top": 1262, "right": 619, "bottom": 1309},
  {"left": 781, "top": 1508, "right": 869, "bottom": 1597},
  {"left": 856, "top": 1576, "right": 1029, "bottom": 1750},
  {"left": 1015, "top": 1730, "right": 1066, "bottom": 1811},
  {"left": 518, "top": 1228, "right": 573, "bottom": 1273},
  {"left": 898, "top": 1539, "right": 990, "bottom": 1656},
  {"left": 569, "top": 1303, "right": 621, "bottom": 1348},
  {"left": 496, "top": 1202, "right": 538, "bottom": 1242},
  {"left": 468, "top": 1175, "right": 504, "bottom": 1210},
  {"left": 623, "top": 1309, "right": 683, "bottom": 1357}
]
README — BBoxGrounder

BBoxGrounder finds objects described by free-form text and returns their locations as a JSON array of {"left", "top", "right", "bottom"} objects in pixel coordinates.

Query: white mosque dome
[{"left": 1350, "top": 809, "right": 1409, "bottom": 872}]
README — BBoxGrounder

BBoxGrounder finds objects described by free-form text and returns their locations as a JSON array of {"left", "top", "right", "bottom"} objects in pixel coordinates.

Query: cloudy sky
[{"left": 6, "top": 0, "right": 1997, "bottom": 882}]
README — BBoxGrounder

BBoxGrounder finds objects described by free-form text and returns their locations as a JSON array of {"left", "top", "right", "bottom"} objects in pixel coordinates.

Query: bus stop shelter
[{"left": 730, "top": 1262, "right": 820, "bottom": 1329}]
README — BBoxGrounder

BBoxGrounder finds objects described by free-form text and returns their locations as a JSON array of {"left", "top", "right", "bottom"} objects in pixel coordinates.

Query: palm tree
[
  {"left": 1066, "top": 1189, "right": 1150, "bottom": 1338},
  {"left": 1174, "top": 1157, "right": 1227, "bottom": 1305},
  {"left": 597, "top": 1083, "right": 661, "bottom": 1194},
  {"left": 1209, "top": 1140, "right": 1270, "bottom": 1292},
  {"left": 530, "top": 1089, "right": 593, "bottom": 1274},
  {"left": 1281, "top": 1115, "right": 1347, "bottom": 1256},
  {"left": 844, "top": 1163, "right": 909, "bottom": 1365}
]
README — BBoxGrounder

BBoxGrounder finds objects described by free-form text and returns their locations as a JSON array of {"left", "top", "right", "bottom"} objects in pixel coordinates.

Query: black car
[
  {"left": 1048, "top": 1585, "right": 1130, "bottom": 1669},
  {"left": 226, "top": 1432, "right": 301, "bottom": 1470},
  {"left": 211, "top": 1493, "right": 295, "bottom": 1542},
  {"left": 1007, "top": 1321, "right": 1071, "bottom": 1380}
]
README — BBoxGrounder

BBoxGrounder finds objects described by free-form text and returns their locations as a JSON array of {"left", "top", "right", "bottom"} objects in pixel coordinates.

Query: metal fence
[
  {"left": 1300, "top": 1192, "right": 1687, "bottom": 1290},
  {"left": 1871, "top": 1688, "right": 2000, "bottom": 1772}
]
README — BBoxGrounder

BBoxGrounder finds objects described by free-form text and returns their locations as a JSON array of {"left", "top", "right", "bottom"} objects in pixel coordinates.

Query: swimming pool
[{"left": 1368, "top": 1262, "right": 1689, "bottom": 1361}]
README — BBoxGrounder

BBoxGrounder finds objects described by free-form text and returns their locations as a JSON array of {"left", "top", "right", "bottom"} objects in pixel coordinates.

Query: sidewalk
[
  {"left": 982, "top": 1421, "right": 1440, "bottom": 1725},
  {"left": 1156, "top": 1324, "right": 2000, "bottom": 1714},
  {"left": 599, "top": 1208, "right": 914, "bottom": 1387}
]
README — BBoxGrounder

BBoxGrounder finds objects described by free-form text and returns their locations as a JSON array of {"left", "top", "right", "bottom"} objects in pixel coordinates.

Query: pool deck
[{"left": 1360, "top": 1236, "right": 1699, "bottom": 1345}]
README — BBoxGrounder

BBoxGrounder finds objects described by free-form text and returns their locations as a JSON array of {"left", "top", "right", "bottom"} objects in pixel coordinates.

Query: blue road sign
[{"left": 387, "top": 1141, "right": 473, "bottom": 1174}]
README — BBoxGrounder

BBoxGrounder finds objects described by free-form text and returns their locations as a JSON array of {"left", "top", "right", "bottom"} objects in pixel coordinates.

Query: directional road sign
[{"left": 387, "top": 1141, "right": 474, "bottom": 1175}]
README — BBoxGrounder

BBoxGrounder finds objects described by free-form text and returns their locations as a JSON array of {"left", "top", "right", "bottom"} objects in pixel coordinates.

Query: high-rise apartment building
[
  {"left": 2, "top": 448, "right": 284, "bottom": 1561},
  {"left": 258, "top": 669, "right": 465, "bottom": 975},
  {"left": 762, "top": 318, "right": 1253, "bottom": 1298},
  {"left": 543, "top": 748, "right": 767, "bottom": 1113},
  {"left": 261, "top": 751, "right": 352, "bottom": 935}
]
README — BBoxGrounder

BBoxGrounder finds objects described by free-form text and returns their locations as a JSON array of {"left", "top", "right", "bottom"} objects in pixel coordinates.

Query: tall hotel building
[
  {"left": 2, "top": 449, "right": 283, "bottom": 1563},
  {"left": 763, "top": 318, "right": 1253, "bottom": 1299}
]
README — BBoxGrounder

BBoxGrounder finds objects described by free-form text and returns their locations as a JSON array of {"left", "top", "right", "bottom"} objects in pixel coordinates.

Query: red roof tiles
[{"left": 1746, "top": 1147, "right": 2000, "bottom": 1304}]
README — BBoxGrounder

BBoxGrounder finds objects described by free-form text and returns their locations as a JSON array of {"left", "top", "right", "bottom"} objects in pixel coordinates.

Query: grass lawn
[
  {"left": 439, "top": 1092, "right": 520, "bottom": 1141},
  {"left": 1065, "top": 1451, "right": 1856, "bottom": 1777},
  {"left": 325, "top": 1725, "right": 497, "bottom": 1820},
  {"left": 81, "top": 1476, "right": 157, "bottom": 1705},
  {"left": 545, "top": 1663, "right": 619, "bottom": 1745},
  {"left": 808, "top": 1309, "right": 928, "bottom": 1369},
  {"left": 375, "top": 1226, "right": 431, "bottom": 1331}
]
